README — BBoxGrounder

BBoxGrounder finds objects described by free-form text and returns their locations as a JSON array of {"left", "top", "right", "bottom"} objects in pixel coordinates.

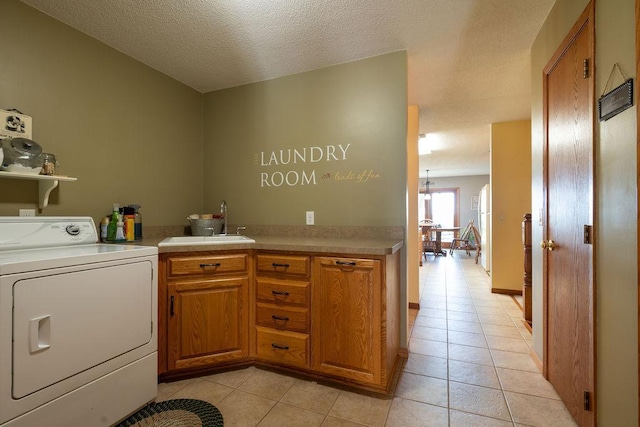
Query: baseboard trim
[
  {"left": 408, "top": 302, "right": 420, "bottom": 310},
  {"left": 491, "top": 288, "right": 523, "bottom": 296},
  {"left": 397, "top": 347, "right": 409, "bottom": 359},
  {"left": 530, "top": 348, "right": 543, "bottom": 373},
  {"left": 510, "top": 295, "right": 524, "bottom": 311}
]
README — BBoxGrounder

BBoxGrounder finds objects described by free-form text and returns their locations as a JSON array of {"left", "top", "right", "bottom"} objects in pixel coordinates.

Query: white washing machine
[{"left": 0, "top": 217, "right": 158, "bottom": 426}]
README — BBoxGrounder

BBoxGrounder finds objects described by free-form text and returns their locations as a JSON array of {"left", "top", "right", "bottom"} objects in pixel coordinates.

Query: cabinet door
[
  {"left": 168, "top": 276, "right": 249, "bottom": 371},
  {"left": 312, "top": 257, "right": 382, "bottom": 385}
]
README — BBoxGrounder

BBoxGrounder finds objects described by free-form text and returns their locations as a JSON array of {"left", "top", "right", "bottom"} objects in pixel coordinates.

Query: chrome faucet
[{"left": 220, "top": 200, "right": 227, "bottom": 234}]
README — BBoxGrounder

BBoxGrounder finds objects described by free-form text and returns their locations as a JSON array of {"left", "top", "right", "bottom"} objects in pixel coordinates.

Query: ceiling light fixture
[
  {"left": 424, "top": 169, "right": 434, "bottom": 200},
  {"left": 418, "top": 134, "right": 432, "bottom": 155}
]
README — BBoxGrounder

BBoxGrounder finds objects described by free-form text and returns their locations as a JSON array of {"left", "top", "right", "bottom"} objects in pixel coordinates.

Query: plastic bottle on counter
[
  {"left": 115, "top": 221, "right": 126, "bottom": 242},
  {"left": 129, "top": 204, "right": 143, "bottom": 240},
  {"left": 106, "top": 204, "right": 119, "bottom": 242},
  {"left": 100, "top": 217, "right": 109, "bottom": 242},
  {"left": 123, "top": 206, "right": 135, "bottom": 242}
]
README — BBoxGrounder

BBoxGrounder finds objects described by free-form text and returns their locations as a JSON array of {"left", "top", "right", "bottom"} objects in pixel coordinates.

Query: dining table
[{"left": 420, "top": 224, "right": 461, "bottom": 258}]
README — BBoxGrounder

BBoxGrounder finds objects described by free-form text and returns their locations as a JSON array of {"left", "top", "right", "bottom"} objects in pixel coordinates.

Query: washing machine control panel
[
  {"left": 65, "top": 224, "right": 81, "bottom": 236},
  {"left": 0, "top": 217, "right": 98, "bottom": 251}
]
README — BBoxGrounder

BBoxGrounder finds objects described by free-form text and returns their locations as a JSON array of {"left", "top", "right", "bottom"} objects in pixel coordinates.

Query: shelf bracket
[{"left": 38, "top": 180, "right": 59, "bottom": 209}]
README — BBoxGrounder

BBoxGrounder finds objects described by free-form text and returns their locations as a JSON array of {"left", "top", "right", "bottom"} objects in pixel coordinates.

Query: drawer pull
[
  {"left": 271, "top": 343, "right": 290, "bottom": 350},
  {"left": 271, "top": 314, "right": 290, "bottom": 321},
  {"left": 336, "top": 260, "right": 356, "bottom": 266},
  {"left": 271, "top": 290, "right": 290, "bottom": 296},
  {"left": 170, "top": 295, "right": 175, "bottom": 316},
  {"left": 272, "top": 262, "right": 290, "bottom": 268},
  {"left": 200, "top": 263, "right": 221, "bottom": 268}
]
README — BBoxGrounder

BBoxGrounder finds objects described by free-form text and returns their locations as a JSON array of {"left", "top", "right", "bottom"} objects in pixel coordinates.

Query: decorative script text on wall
[{"left": 257, "top": 144, "right": 351, "bottom": 187}]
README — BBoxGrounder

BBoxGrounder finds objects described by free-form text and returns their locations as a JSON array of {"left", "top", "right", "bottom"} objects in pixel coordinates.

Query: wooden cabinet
[
  {"left": 159, "top": 252, "right": 251, "bottom": 375},
  {"left": 158, "top": 247, "right": 402, "bottom": 394},
  {"left": 312, "top": 254, "right": 401, "bottom": 392},
  {"left": 254, "top": 253, "right": 311, "bottom": 369}
]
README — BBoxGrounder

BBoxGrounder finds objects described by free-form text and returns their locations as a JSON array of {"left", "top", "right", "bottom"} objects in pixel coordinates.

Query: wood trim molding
[
  {"left": 491, "top": 288, "right": 522, "bottom": 296},
  {"left": 636, "top": 0, "right": 640, "bottom": 419},
  {"left": 408, "top": 302, "right": 420, "bottom": 310},
  {"left": 530, "top": 348, "right": 543, "bottom": 373}
]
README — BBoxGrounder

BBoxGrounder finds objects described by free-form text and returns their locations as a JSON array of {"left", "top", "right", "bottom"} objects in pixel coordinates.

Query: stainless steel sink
[{"left": 158, "top": 235, "right": 255, "bottom": 247}]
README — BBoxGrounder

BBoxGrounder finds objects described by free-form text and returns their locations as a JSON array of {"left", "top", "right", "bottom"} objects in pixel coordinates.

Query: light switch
[{"left": 306, "top": 211, "right": 314, "bottom": 225}]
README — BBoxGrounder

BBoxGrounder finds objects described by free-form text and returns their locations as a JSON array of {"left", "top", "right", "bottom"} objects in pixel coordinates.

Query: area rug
[{"left": 116, "top": 398, "right": 224, "bottom": 427}]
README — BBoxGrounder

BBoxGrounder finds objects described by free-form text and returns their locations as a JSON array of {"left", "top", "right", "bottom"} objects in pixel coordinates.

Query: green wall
[
  {"left": 202, "top": 52, "right": 408, "bottom": 227},
  {"left": 531, "top": 0, "right": 637, "bottom": 423},
  {"left": 0, "top": 0, "right": 204, "bottom": 226},
  {"left": 0, "top": 0, "right": 408, "bottom": 232}
]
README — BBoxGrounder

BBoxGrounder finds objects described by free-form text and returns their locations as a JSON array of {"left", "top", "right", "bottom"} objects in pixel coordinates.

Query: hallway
[
  {"left": 156, "top": 253, "right": 577, "bottom": 426},
  {"left": 404, "top": 253, "right": 576, "bottom": 426}
]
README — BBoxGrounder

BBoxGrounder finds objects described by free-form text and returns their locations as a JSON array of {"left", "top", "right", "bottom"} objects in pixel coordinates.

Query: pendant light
[{"left": 424, "top": 170, "right": 433, "bottom": 200}]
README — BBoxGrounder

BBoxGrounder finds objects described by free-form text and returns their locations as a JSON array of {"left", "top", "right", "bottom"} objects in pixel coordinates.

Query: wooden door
[
  {"left": 543, "top": 3, "right": 595, "bottom": 426},
  {"left": 168, "top": 277, "right": 249, "bottom": 370},
  {"left": 312, "top": 257, "right": 382, "bottom": 386}
]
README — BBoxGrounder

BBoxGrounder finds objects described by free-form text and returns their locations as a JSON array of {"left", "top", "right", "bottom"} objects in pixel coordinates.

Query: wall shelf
[{"left": 0, "top": 171, "right": 77, "bottom": 209}]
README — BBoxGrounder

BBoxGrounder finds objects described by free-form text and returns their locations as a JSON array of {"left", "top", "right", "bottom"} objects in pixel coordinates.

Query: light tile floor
[{"left": 157, "top": 254, "right": 577, "bottom": 426}]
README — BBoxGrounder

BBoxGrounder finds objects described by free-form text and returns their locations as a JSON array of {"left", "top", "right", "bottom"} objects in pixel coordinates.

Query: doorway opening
[{"left": 419, "top": 188, "right": 460, "bottom": 246}]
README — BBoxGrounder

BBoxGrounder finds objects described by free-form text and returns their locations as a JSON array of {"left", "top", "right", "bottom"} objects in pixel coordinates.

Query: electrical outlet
[
  {"left": 19, "top": 209, "right": 36, "bottom": 217},
  {"left": 306, "top": 211, "right": 314, "bottom": 225}
]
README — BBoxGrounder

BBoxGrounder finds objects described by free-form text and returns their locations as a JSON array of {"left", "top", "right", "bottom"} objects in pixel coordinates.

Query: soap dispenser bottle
[{"left": 106, "top": 204, "right": 119, "bottom": 242}]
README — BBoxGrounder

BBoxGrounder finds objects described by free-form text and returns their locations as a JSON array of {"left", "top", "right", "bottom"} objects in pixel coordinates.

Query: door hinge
[
  {"left": 583, "top": 225, "right": 593, "bottom": 244},
  {"left": 583, "top": 59, "right": 589, "bottom": 79},
  {"left": 583, "top": 391, "right": 591, "bottom": 410}
]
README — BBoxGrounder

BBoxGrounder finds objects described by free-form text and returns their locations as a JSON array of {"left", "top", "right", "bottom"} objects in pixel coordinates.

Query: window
[{"left": 419, "top": 188, "right": 460, "bottom": 246}]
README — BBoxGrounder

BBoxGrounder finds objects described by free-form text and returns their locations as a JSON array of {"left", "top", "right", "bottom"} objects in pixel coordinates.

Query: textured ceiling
[{"left": 21, "top": 0, "right": 555, "bottom": 178}]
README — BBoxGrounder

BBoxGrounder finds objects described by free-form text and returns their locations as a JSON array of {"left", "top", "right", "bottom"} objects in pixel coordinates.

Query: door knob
[{"left": 540, "top": 240, "right": 556, "bottom": 251}]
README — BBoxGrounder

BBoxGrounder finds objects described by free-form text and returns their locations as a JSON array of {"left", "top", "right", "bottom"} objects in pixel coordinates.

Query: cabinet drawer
[
  {"left": 256, "top": 254, "right": 310, "bottom": 277},
  {"left": 167, "top": 253, "right": 247, "bottom": 277},
  {"left": 256, "top": 278, "right": 309, "bottom": 306},
  {"left": 256, "top": 326, "right": 309, "bottom": 368},
  {"left": 256, "top": 303, "right": 309, "bottom": 333}
]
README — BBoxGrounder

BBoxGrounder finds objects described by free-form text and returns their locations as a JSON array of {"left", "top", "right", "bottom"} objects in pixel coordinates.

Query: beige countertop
[{"left": 137, "top": 235, "right": 403, "bottom": 255}]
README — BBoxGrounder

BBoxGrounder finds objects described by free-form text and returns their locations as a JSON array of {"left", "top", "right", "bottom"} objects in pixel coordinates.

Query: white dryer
[{"left": 0, "top": 217, "right": 158, "bottom": 426}]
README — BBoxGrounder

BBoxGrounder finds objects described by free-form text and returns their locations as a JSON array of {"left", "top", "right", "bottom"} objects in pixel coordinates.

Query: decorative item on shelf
[
  {"left": 0, "top": 108, "right": 32, "bottom": 140},
  {"left": 0, "top": 137, "right": 44, "bottom": 175},
  {"left": 40, "top": 153, "right": 58, "bottom": 176},
  {"left": 424, "top": 169, "right": 434, "bottom": 200}
]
